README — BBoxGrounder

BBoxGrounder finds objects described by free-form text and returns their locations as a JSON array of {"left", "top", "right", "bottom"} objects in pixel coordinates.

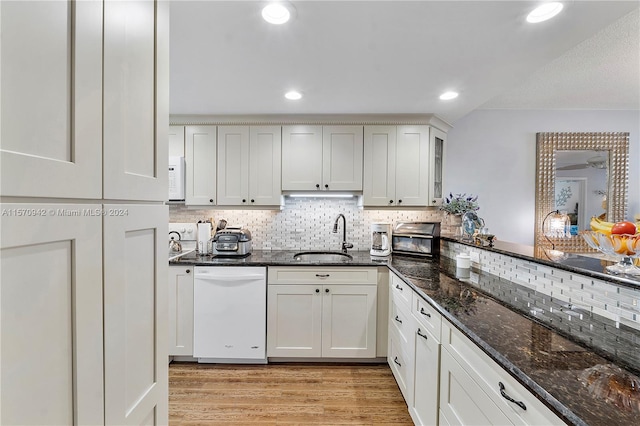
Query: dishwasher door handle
[{"left": 194, "top": 274, "right": 265, "bottom": 281}]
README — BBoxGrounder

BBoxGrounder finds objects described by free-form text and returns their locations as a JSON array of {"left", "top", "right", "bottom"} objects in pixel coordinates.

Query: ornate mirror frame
[{"left": 534, "top": 132, "right": 629, "bottom": 252}]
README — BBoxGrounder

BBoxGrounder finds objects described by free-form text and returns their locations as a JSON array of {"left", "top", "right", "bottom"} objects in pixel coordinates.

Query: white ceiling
[{"left": 170, "top": 1, "right": 640, "bottom": 124}]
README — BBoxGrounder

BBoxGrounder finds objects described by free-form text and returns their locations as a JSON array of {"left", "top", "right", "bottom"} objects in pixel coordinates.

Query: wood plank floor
[{"left": 169, "top": 362, "right": 414, "bottom": 425}]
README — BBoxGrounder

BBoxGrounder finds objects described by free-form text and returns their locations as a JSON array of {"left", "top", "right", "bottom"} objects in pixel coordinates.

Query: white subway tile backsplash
[
  {"left": 443, "top": 240, "right": 640, "bottom": 332},
  {"left": 169, "top": 198, "right": 446, "bottom": 251}
]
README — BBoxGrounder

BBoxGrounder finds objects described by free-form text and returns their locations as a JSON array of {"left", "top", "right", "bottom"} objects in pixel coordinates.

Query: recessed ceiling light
[
  {"left": 526, "top": 2, "right": 564, "bottom": 23},
  {"left": 262, "top": 2, "right": 293, "bottom": 25},
  {"left": 439, "top": 91, "right": 459, "bottom": 101},
  {"left": 285, "top": 90, "right": 302, "bottom": 100}
]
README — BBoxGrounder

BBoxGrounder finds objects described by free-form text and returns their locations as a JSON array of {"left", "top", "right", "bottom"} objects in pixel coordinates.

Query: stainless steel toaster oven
[{"left": 392, "top": 222, "right": 440, "bottom": 257}]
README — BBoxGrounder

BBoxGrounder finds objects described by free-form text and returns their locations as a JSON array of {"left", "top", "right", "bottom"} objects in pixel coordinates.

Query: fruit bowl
[{"left": 581, "top": 231, "right": 640, "bottom": 275}]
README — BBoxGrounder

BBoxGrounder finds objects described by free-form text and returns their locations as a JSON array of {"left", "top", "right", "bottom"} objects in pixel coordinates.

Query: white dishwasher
[{"left": 193, "top": 266, "right": 267, "bottom": 363}]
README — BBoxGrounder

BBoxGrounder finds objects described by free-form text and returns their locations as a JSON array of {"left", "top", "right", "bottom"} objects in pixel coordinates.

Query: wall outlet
[{"left": 470, "top": 251, "right": 481, "bottom": 264}]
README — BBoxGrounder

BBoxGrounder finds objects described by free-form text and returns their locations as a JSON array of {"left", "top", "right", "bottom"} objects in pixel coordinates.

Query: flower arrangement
[{"left": 440, "top": 193, "right": 479, "bottom": 215}]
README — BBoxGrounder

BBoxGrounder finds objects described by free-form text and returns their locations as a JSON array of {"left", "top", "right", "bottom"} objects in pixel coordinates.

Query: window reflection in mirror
[{"left": 555, "top": 150, "right": 609, "bottom": 232}]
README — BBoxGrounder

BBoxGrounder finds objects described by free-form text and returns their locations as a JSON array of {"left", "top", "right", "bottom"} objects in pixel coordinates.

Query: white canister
[{"left": 456, "top": 253, "right": 471, "bottom": 278}]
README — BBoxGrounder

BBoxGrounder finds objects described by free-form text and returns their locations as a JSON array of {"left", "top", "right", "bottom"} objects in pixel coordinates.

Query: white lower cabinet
[
  {"left": 440, "top": 320, "right": 564, "bottom": 426},
  {"left": 168, "top": 266, "right": 194, "bottom": 356},
  {"left": 439, "top": 346, "right": 511, "bottom": 425},
  {"left": 267, "top": 267, "right": 377, "bottom": 358},
  {"left": 386, "top": 278, "right": 564, "bottom": 426}
]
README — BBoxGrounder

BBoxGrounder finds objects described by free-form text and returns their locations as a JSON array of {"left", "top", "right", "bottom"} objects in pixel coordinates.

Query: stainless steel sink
[{"left": 293, "top": 251, "right": 353, "bottom": 262}]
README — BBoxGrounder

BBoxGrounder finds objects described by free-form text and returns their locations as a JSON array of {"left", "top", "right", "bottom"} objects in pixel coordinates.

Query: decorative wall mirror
[{"left": 534, "top": 132, "right": 629, "bottom": 253}]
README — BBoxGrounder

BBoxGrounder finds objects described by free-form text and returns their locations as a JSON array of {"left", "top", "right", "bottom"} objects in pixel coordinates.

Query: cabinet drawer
[
  {"left": 413, "top": 293, "right": 442, "bottom": 342},
  {"left": 268, "top": 267, "right": 377, "bottom": 285},
  {"left": 390, "top": 273, "right": 412, "bottom": 307},
  {"left": 389, "top": 299, "right": 412, "bottom": 347},
  {"left": 441, "top": 320, "right": 565, "bottom": 426},
  {"left": 388, "top": 328, "right": 412, "bottom": 401}
]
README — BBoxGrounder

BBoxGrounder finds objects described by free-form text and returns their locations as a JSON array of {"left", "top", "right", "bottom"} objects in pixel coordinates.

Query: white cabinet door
[
  {"left": 411, "top": 325, "right": 440, "bottom": 426},
  {"left": 104, "top": 204, "right": 168, "bottom": 426},
  {"left": 388, "top": 328, "right": 412, "bottom": 401},
  {"left": 217, "top": 126, "right": 250, "bottom": 205},
  {"left": 363, "top": 126, "right": 397, "bottom": 206},
  {"left": 267, "top": 284, "right": 323, "bottom": 357},
  {"left": 0, "top": 204, "right": 103, "bottom": 426},
  {"left": 322, "top": 125, "right": 364, "bottom": 191},
  {"left": 217, "top": 126, "right": 282, "bottom": 206},
  {"left": 321, "top": 284, "right": 377, "bottom": 357},
  {"left": 281, "top": 125, "right": 323, "bottom": 191},
  {"left": 439, "top": 348, "right": 512, "bottom": 426},
  {"left": 249, "top": 126, "right": 282, "bottom": 205},
  {"left": 168, "top": 266, "right": 194, "bottom": 357},
  {"left": 429, "top": 127, "right": 446, "bottom": 206},
  {"left": 169, "top": 125, "right": 185, "bottom": 157},
  {"left": 0, "top": 1, "right": 102, "bottom": 199},
  {"left": 395, "top": 125, "right": 430, "bottom": 206},
  {"left": 185, "top": 126, "right": 217, "bottom": 206},
  {"left": 103, "top": 0, "right": 168, "bottom": 201}
]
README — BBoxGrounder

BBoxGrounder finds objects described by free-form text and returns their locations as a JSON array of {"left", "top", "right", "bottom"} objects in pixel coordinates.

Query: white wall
[{"left": 444, "top": 109, "right": 640, "bottom": 245}]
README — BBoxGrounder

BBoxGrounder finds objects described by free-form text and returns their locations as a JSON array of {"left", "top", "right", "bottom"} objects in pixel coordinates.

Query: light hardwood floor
[{"left": 169, "top": 362, "right": 414, "bottom": 425}]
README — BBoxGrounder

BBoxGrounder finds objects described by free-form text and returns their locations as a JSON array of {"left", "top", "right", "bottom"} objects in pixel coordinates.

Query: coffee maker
[{"left": 370, "top": 223, "right": 392, "bottom": 256}]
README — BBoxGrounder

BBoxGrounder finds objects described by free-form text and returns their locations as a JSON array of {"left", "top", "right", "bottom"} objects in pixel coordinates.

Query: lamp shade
[{"left": 544, "top": 210, "right": 570, "bottom": 238}]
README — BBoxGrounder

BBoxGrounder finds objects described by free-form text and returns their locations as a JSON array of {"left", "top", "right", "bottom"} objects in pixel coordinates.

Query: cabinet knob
[
  {"left": 389, "top": 200, "right": 394, "bottom": 204},
  {"left": 398, "top": 199, "right": 403, "bottom": 204},
  {"left": 325, "top": 288, "right": 330, "bottom": 293},
  {"left": 209, "top": 199, "right": 214, "bottom": 203},
  {"left": 315, "top": 288, "right": 320, "bottom": 293},
  {"left": 316, "top": 184, "right": 320, "bottom": 188},
  {"left": 324, "top": 184, "right": 329, "bottom": 189},
  {"left": 251, "top": 199, "right": 255, "bottom": 203},
  {"left": 186, "top": 269, "right": 191, "bottom": 274},
  {"left": 432, "top": 199, "right": 436, "bottom": 204},
  {"left": 242, "top": 199, "right": 246, "bottom": 203}
]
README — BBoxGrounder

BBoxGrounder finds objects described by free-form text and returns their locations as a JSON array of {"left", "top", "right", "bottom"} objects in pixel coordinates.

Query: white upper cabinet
[
  {"left": 429, "top": 127, "right": 446, "bottom": 206},
  {"left": 282, "top": 125, "right": 363, "bottom": 191},
  {"left": 282, "top": 125, "right": 323, "bottom": 191},
  {"left": 169, "top": 125, "right": 186, "bottom": 157},
  {"left": 364, "top": 125, "right": 430, "bottom": 206},
  {"left": 0, "top": 0, "right": 103, "bottom": 199},
  {"left": 103, "top": 0, "right": 168, "bottom": 201},
  {"left": 395, "top": 126, "right": 430, "bottom": 206},
  {"left": 363, "top": 126, "right": 397, "bottom": 206},
  {"left": 322, "top": 126, "right": 364, "bottom": 191},
  {"left": 185, "top": 126, "right": 217, "bottom": 206},
  {"left": 217, "top": 126, "right": 282, "bottom": 206}
]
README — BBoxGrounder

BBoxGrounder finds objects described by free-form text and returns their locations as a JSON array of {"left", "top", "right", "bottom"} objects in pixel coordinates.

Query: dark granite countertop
[
  {"left": 171, "top": 250, "right": 640, "bottom": 425},
  {"left": 443, "top": 236, "right": 640, "bottom": 289}
]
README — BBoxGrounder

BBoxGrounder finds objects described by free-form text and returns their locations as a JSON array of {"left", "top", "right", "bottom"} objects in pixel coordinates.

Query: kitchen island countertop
[{"left": 171, "top": 250, "right": 640, "bottom": 425}]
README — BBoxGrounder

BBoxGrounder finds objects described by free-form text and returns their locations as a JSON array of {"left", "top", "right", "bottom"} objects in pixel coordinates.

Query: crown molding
[{"left": 170, "top": 113, "right": 453, "bottom": 131}]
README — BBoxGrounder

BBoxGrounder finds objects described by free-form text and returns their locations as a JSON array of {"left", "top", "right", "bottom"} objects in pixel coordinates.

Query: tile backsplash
[{"left": 170, "top": 198, "right": 454, "bottom": 251}]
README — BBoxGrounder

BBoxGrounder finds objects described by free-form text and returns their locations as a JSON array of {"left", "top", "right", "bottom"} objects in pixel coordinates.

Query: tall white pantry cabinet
[{"left": 0, "top": 1, "right": 169, "bottom": 425}]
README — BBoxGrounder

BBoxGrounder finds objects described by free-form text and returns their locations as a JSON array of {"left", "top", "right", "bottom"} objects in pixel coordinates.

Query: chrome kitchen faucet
[{"left": 333, "top": 214, "right": 353, "bottom": 254}]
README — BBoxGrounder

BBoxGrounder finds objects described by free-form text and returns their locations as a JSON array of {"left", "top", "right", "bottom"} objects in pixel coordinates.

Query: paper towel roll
[{"left": 197, "top": 222, "right": 212, "bottom": 254}]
